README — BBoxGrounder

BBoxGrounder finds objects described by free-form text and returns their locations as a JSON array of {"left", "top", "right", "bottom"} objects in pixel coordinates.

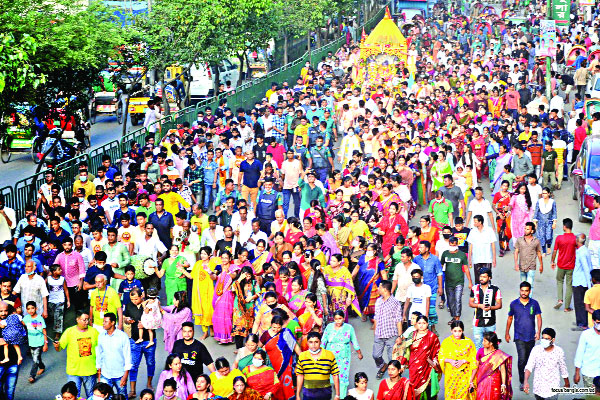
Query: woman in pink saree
[
  {"left": 212, "top": 251, "right": 239, "bottom": 344},
  {"left": 508, "top": 182, "right": 533, "bottom": 240},
  {"left": 161, "top": 290, "right": 193, "bottom": 353},
  {"left": 470, "top": 332, "right": 513, "bottom": 400}
]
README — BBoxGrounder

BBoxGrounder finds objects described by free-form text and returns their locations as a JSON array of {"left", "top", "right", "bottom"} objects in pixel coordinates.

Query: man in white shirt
[
  {"left": 134, "top": 224, "right": 167, "bottom": 263},
  {"left": 403, "top": 269, "right": 432, "bottom": 319},
  {"left": 102, "top": 188, "right": 121, "bottom": 226},
  {"left": 392, "top": 248, "right": 421, "bottom": 305},
  {"left": 467, "top": 214, "right": 498, "bottom": 282},
  {"left": 527, "top": 174, "right": 543, "bottom": 200},
  {"left": 243, "top": 219, "right": 268, "bottom": 252},
  {"left": 231, "top": 207, "right": 253, "bottom": 246},
  {"left": 549, "top": 93, "right": 565, "bottom": 118},
  {"left": 0, "top": 195, "right": 16, "bottom": 245},
  {"left": 143, "top": 100, "right": 162, "bottom": 135},
  {"left": 260, "top": 109, "right": 274, "bottom": 135},
  {"left": 199, "top": 216, "right": 224, "bottom": 251},
  {"left": 465, "top": 187, "right": 496, "bottom": 231}
]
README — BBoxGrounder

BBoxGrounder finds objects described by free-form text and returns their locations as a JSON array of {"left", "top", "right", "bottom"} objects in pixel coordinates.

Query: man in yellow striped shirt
[{"left": 296, "top": 332, "right": 340, "bottom": 400}]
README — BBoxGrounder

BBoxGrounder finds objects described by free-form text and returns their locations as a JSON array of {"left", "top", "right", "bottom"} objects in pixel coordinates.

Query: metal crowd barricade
[{"left": 5, "top": 1, "right": 391, "bottom": 219}]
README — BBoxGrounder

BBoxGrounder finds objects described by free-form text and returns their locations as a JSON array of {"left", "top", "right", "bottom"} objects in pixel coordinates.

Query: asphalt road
[
  {"left": 0, "top": 114, "right": 135, "bottom": 189},
  {"left": 11, "top": 177, "right": 592, "bottom": 400}
]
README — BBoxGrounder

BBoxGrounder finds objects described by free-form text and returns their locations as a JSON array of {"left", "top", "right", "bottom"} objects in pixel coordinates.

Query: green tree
[
  {"left": 137, "top": 0, "right": 276, "bottom": 113},
  {"left": 0, "top": 33, "right": 45, "bottom": 123},
  {"left": 0, "top": 0, "right": 124, "bottom": 120}
]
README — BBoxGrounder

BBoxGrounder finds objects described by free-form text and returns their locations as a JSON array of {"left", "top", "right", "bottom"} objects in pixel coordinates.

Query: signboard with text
[{"left": 551, "top": 0, "right": 570, "bottom": 26}]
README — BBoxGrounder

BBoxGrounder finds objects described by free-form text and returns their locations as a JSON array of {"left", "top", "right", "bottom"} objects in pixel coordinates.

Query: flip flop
[{"left": 376, "top": 363, "right": 388, "bottom": 380}]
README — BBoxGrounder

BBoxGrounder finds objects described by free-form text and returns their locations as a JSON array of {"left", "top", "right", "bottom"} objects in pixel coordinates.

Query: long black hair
[
  {"left": 173, "top": 290, "right": 189, "bottom": 313},
  {"left": 308, "top": 259, "right": 325, "bottom": 294},
  {"left": 515, "top": 181, "right": 532, "bottom": 209},
  {"left": 164, "top": 353, "right": 190, "bottom": 386}
]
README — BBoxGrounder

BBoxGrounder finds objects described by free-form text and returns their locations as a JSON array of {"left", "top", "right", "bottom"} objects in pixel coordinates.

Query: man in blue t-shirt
[
  {"left": 238, "top": 150, "right": 263, "bottom": 211},
  {"left": 505, "top": 281, "right": 542, "bottom": 391}
]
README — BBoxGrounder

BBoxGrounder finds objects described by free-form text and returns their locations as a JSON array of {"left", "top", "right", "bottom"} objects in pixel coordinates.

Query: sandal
[
  {"left": 553, "top": 301, "right": 563, "bottom": 309},
  {"left": 438, "top": 300, "right": 445, "bottom": 309},
  {"left": 564, "top": 308, "right": 573, "bottom": 312},
  {"left": 376, "top": 364, "right": 388, "bottom": 380},
  {"left": 28, "top": 377, "right": 35, "bottom": 383},
  {"left": 128, "top": 392, "right": 137, "bottom": 399}
]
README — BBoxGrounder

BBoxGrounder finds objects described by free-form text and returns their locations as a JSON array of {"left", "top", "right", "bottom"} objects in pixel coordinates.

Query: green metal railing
[{"left": 1, "top": 2, "right": 390, "bottom": 220}]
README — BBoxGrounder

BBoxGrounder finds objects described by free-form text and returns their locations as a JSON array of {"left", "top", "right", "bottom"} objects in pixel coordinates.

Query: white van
[{"left": 189, "top": 59, "right": 240, "bottom": 100}]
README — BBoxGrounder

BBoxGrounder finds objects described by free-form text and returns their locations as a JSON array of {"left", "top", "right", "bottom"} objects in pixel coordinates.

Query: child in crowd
[
  {"left": 139, "top": 287, "right": 161, "bottom": 348},
  {"left": 0, "top": 302, "right": 26, "bottom": 364},
  {"left": 347, "top": 372, "right": 374, "bottom": 400},
  {"left": 158, "top": 378, "right": 181, "bottom": 400},
  {"left": 23, "top": 301, "right": 47, "bottom": 382},
  {"left": 118, "top": 265, "right": 144, "bottom": 307},
  {"left": 46, "top": 264, "right": 70, "bottom": 341},
  {"left": 503, "top": 164, "right": 516, "bottom": 189}
]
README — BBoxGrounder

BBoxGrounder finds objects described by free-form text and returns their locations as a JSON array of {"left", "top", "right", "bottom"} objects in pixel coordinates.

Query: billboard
[
  {"left": 539, "top": 20, "right": 557, "bottom": 57},
  {"left": 551, "top": 0, "right": 570, "bottom": 26}
]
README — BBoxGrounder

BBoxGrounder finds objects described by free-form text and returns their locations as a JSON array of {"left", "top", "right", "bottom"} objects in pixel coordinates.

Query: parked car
[
  {"left": 189, "top": 59, "right": 240, "bottom": 100},
  {"left": 572, "top": 135, "right": 600, "bottom": 222}
]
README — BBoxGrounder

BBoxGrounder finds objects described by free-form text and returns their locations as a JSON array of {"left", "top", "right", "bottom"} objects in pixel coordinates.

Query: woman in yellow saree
[
  {"left": 438, "top": 321, "right": 477, "bottom": 400},
  {"left": 322, "top": 254, "right": 361, "bottom": 319},
  {"left": 191, "top": 246, "right": 218, "bottom": 340}
]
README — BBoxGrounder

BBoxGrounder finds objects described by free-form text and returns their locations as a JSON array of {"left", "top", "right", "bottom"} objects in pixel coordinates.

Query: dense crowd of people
[{"left": 2, "top": 0, "right": 600, "bottom": 399}]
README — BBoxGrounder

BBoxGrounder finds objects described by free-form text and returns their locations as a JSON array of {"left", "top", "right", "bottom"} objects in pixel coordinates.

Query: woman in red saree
[
  {"left": 399, "top": 315, "right": 441, "bottom": 400},
  {"left": 470, "top": 332, "right": 512, "bottom": 400},
  {"left": 492, "top": 181, "right": 513, "bottom": 257},
  {"left": 284, "top": 219, "right": 304, "bottom": 245},
  {"left": 242, "top": 349, "right": 280, "bottom": 398},
  {"left": 377, "top": 360, "right": 415, "bottom": 400},
  {"left": 259, "top": 315, "right": 301, "bottom": 400},
  {"left": 407, "top": 226, "right": 422, "bottom": 256},
  {"left": 375, "top": 202, "right": 409, "bottom": 255}
]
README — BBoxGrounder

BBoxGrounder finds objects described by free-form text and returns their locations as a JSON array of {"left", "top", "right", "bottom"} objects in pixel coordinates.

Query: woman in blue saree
[{"left": 354, "top": 243, "right": 385, "bottom": 321}]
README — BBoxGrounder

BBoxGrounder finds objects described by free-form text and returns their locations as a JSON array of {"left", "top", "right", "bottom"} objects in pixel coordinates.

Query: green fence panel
[
  {"left": 148, "top": 115, "right": 173, "bottom": 142},
  {"left": 13, "top": 170, "right": 52, "bottom": 221},
  {"left": 172, "top": 105, "right": 196, "bottom": 126},
  {"left": 121, "top": 126, "right": 148, "bottom": 154},
  {"left": 89, "top": 140, "right": 122, "bottom": 175},
  {"left": 54, "top": 154, "right": 90, "bottom": 199}
]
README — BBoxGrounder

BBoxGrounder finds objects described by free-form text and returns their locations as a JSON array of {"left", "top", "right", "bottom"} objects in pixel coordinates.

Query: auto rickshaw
[
  {"left": 89, "top": 70, "right": 124, "bottom": 124},
  {"left": 0, "top": 107, "right": 42, "bottom": 163}
]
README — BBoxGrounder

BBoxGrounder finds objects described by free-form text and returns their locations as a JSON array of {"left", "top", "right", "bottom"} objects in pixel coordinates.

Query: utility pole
[{"left": 545, "top": 0, "right": 552, "bottom": 98}]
